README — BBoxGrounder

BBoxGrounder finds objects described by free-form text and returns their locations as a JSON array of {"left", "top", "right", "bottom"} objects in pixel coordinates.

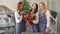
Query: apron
[
  {"left": 38, "top": 12, "right": 47, "bottom": 32},
  {"left": 16, "top": 12, "right": 26, "bottom": 34}
]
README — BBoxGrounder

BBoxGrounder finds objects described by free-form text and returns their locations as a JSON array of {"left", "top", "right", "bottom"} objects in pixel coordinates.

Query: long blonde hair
[
  {"left": 39, "top": 2, "right": 47, "bottom": 14},
  {"left": 40, "top": 2, "right": 46, "bottom": 8}
]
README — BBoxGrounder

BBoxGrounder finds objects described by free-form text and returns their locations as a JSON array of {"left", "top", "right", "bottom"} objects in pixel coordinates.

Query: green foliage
[
  {"left": 50, "top": 10, "right": 57, "bottom": 19},
  {"left": 50, "top": 10, "right": 57, "bottom": 25},
  {"left": 20, "top": 0, "right": 30, "bottom": 13}
]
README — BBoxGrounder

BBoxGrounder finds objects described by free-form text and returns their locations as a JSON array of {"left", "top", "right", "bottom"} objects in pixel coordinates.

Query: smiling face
[
  {"left": 32, "top": 4, "right": 36, "bottom": 10},
  {"left": 40, "top": 2, "right": 45, "bottom": 11},
  {"left": 17, "top": 2, "right": 23, "bottom": 12}
]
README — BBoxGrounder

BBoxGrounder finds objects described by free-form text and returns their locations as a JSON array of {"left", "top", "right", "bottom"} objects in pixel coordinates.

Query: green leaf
[
  {"left": 50, "top": 10, "right": 57, "bottom": 19},
  {"left": 20, "top": 0, "right": 30, "bottom": 13}
]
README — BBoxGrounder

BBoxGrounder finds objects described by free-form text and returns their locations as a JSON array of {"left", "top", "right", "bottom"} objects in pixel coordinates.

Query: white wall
[
  {"left": 0, "top": 0, "right": 19, "bottom": 11},
  {"left": 47, "top": 0, "right": 56, "bottom": 10},
  {"left": 55, "top": 0, "right": 60, "bottom": 25},
  {"left": 0, "top": 0, "right": 48, "bottom": 11}
]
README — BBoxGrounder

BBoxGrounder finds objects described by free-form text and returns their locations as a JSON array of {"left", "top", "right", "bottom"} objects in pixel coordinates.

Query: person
[
  {"left": 38, "top": 2, "right": 51, "bottom": 33},
  {"left": 15, "top": 2, "right": 26, "bottom": 34},
  {"left": 28, "top": 3, "right": 39, "bottom": 32}
]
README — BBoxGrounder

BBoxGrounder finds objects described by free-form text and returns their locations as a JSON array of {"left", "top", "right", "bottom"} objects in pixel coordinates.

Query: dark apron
[{"left": 38, "top": 12, "right": 47, "bottom": 32}]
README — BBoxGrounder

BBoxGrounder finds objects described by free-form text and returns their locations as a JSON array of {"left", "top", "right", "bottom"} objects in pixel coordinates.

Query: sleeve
[
  {"left": 33, "top": 12, "right": 39, "bottom": 24},
  {"left": 14, "top": 12, "right": 21, "bottom": 23},
  {"left": 46, "top": 10, "right": 51, "bottom": 28}
]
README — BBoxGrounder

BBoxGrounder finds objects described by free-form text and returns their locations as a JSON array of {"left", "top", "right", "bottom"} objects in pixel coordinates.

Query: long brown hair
[{"left": 17, "top": 2, "right": 23, "bottom": 11}]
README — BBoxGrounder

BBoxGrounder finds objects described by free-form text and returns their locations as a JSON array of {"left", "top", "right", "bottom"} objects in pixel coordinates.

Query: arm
[
  {"left": 46, "top": 10, "right": 51, "bottom": 28},
  {"left": 33, "top": 12, "right": 39, "bottom": 24},
  {"left": 45, "top": 10, "right": 51, "bottom": 32},
  {"left": 14, "top": 12, "right": 22, "bottom": 23}
]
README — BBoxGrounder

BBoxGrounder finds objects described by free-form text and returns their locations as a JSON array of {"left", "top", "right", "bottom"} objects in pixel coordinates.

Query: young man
[{"left": 15, "top": 2, "right": 26, "bottom": 34}]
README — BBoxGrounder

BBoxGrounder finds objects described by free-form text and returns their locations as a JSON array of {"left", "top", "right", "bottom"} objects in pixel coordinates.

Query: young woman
[
  {"left": 38, "top": 2, "right": 51, "bottom": 33},
  {"left": 15, "top": 2, "right": 26, "bottom": 34},
  {"left": 28, "top": 3, "right": 39, "bottom": 32}
]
